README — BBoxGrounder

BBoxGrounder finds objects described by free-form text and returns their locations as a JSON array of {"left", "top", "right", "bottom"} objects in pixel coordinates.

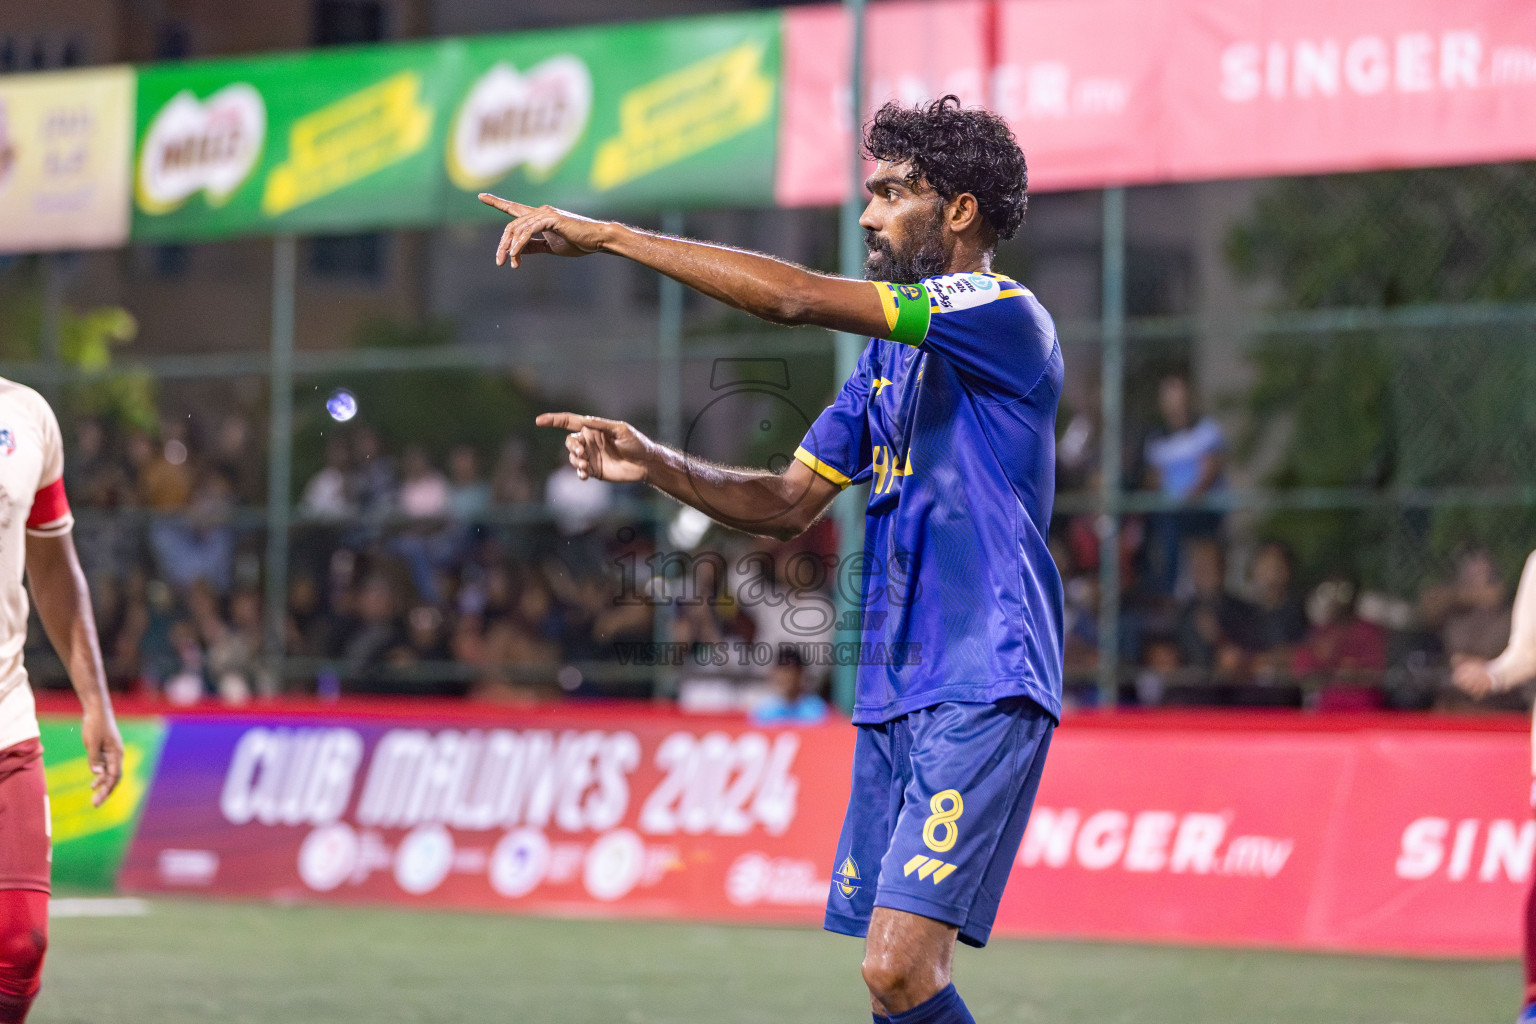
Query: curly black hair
[{"left": 862, "top": 95, "right": 1028, "bottom": 242}]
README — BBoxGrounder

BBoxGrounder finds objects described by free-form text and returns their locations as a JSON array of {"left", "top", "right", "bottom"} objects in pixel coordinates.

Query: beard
[{"left": 863, "top": 211, "right": 948, "bottom": 284}]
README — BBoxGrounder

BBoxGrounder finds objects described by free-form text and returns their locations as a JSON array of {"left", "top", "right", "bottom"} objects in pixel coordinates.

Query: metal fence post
[
  {"left": 1097, "top": 188, "right": 1127, "bottom": 706},
  {"left": 263, "top": 235, "right": 296, "bottom": 690},
  {"left": 654, "top": 211, "right": 685, "bottom": 699},
  {"left": 832, "top": 0, "right": 867, "bottom": 713},
  {"left": 657, "top": 211, "right": 685, "bottom": 449},
  {"left": 39, "top": 254, "right": 64, "bottom": 407}
]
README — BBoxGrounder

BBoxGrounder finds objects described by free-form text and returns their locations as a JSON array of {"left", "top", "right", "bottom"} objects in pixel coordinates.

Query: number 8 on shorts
[{"left": 922, "top": 789, "right": 964, "bottom": 853}]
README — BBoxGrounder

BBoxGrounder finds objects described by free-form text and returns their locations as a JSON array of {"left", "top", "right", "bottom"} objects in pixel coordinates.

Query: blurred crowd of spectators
[
  {"left": 1056, "top": 530, "right": 1521, "bottom": 711},
  {"left": 30, "top": 387, "right": 1530, "bottom": 714},
  {"left": 1053, "top": 372, "right": 1524, "bottom": 712}
]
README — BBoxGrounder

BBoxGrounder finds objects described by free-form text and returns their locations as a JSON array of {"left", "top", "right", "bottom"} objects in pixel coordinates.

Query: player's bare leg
[{"left": 862, "top": 907, "right": 959, "bottom": 1017}]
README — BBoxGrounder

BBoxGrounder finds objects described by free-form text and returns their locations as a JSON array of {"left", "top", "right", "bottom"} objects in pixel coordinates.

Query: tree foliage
[
  {"left": 1228, "top": 163, "right": 1536, "bottom": 589},
  {"left": 1229, "top": 164, "right": 1536, "bottom": 307},
  {"left": 0, "top": 260, "right": 158, "bottom": 430},
  {"left": 59, "top": 306, "right": 159, "bottom": 431}
]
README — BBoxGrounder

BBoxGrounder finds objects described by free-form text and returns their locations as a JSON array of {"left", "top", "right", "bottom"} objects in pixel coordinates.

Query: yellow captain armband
[{"left": 872, "top": 281, "right": 932, "bottom": 347}]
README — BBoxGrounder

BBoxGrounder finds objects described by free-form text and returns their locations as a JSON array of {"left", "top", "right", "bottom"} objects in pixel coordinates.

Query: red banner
[
  {"left": 999, "top": 720, "right": 1531, "bottom": 955},
  {"left": 1163, "top": 0, "right": 1536, "bottom": 183},
  {"left": 777, "top": 0, "right": 1536, "bottom": 200},
  {"left": 117, "top": 702, "right": 1530, "bottom": 955},
  {"left": 992, "top": 0, "right": 1172, "bottom": 192},
  {"left": 775, "top": 1, "right": 992, "bottom": 207}
]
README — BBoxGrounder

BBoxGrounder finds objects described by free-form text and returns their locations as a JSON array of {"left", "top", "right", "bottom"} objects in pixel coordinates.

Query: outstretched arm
[
  {"left": 537, "top": 413, "right": 842, "bottom": 541},
  {"left": 27, "top": 531, "right": 122, "bottom": 805},
  {"left": 479, "top": 195, "right": 891, "bottom": 338},
  {"left": 1454, "top": 549, "right": 1536, "bottom": 697}
]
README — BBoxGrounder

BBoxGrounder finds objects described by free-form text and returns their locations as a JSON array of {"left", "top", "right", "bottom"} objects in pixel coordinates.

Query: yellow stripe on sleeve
[
  {"left": 986, "top": 273, "right": 1030, "bottom": 299},
  {"left": 873, "top": 281, "right": 900, "bottom": 332},
  {"left": 794, "top": 446, "right": 852, "bottom": 489}
]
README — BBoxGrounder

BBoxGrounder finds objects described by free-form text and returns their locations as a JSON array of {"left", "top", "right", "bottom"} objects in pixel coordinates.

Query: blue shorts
[{"left": 824, "top": 697, "right": 1054, "bottom": 948}]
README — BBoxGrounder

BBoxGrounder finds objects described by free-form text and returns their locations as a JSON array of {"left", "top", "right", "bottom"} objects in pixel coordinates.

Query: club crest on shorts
[
  {"left": 833, "top": 855, "right": 861, "bottom": 898},
  {"left": 0, "top": 429, "right": 15, "bottom": 456}
]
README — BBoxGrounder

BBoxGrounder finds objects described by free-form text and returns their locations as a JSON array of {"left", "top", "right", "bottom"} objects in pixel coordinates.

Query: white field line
[{"left": 49, "top": 897, "right": 150, "bottom": 918}]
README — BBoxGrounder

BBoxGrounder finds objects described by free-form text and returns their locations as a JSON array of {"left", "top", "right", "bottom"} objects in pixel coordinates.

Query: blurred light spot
[
  {"left": 668, "top": 506, "right": 712, "bottom": 550},
  {"left": 327, "top": 388, "right": 358, "bottom": 422}
]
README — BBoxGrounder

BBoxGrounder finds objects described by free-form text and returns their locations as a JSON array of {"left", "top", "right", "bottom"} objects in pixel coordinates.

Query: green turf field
[{"left": 32, "top": 900, "right": 1520, "bottom": 1024}]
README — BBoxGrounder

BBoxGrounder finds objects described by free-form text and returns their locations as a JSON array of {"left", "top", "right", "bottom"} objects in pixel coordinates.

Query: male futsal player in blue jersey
[{"left": 481, "top": 95, "right": 1061, "bottom": 1024}]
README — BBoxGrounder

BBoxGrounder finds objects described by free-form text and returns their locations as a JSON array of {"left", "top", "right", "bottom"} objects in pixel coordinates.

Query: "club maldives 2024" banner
[
  {"left": 117, "top": 705, "right": 850, "bottom": 924},
  {"left": 110, "top": 702, "right": 1531, "bottom": 957}
]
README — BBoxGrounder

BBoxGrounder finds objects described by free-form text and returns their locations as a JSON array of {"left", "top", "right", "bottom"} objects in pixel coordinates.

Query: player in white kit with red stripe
[
  {"left": 0, "top": 380, "right": 122, "bottom": 1024},
  {"left": 1454, "top": 550, "right": 1536, "bottom": 1024}
]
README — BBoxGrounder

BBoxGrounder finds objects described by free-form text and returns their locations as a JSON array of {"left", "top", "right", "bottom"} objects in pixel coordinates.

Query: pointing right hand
[{"left": 536, "top": 413, "right": 654, "bottom": 484}]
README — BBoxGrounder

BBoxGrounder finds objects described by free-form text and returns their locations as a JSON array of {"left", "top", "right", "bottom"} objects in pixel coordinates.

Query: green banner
[
  {"left": 128, "top": 13, "right": 781, "bottom": 241},
  {"left": 131, "top": 42, "right": 456, "bottom": 240},
  {"left": 40, "top": 714, "right": 165, "bottom": 891},
  {"left": 445, "top": 12, "right": 780, "bottom": 217}
]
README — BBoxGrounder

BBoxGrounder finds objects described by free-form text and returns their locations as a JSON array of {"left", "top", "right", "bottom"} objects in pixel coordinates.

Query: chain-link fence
[
  {"left": 7, "top": 162, "right": 1536, "bottom": 713},
  {"left": 1047, "top": 162, "right": 1536, "bottom": 712}
]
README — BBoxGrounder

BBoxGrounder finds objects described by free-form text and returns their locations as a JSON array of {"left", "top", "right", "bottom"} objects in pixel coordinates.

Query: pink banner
[
  {"left": 777, "top": 0, "right": 1536, "bottom": 200},
  {"left": 116, "top": 700, "right": 1530, "bottom": 956},
  {"left": 1000, "top": 718, "right": 1532, "bottom": 955},
  {"left": 1164, "top": 0, "right": 1536, "bottom": 182},
  {"left": 775, "top": 1, "right": 992, "bottom": 207},
  {"left": 992, "top": 0, "right": 1171, "bottom": 192}
]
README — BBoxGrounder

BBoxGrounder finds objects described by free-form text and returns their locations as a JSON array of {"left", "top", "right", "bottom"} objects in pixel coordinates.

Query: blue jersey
[{"left": 794, "top": 272, "right": 1064, "bottom": 724}]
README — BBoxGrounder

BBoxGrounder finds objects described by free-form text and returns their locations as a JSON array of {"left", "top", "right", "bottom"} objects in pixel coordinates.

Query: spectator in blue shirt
[{"left": 1143, "top": 372, "right": 1226, "bottom": 594}]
